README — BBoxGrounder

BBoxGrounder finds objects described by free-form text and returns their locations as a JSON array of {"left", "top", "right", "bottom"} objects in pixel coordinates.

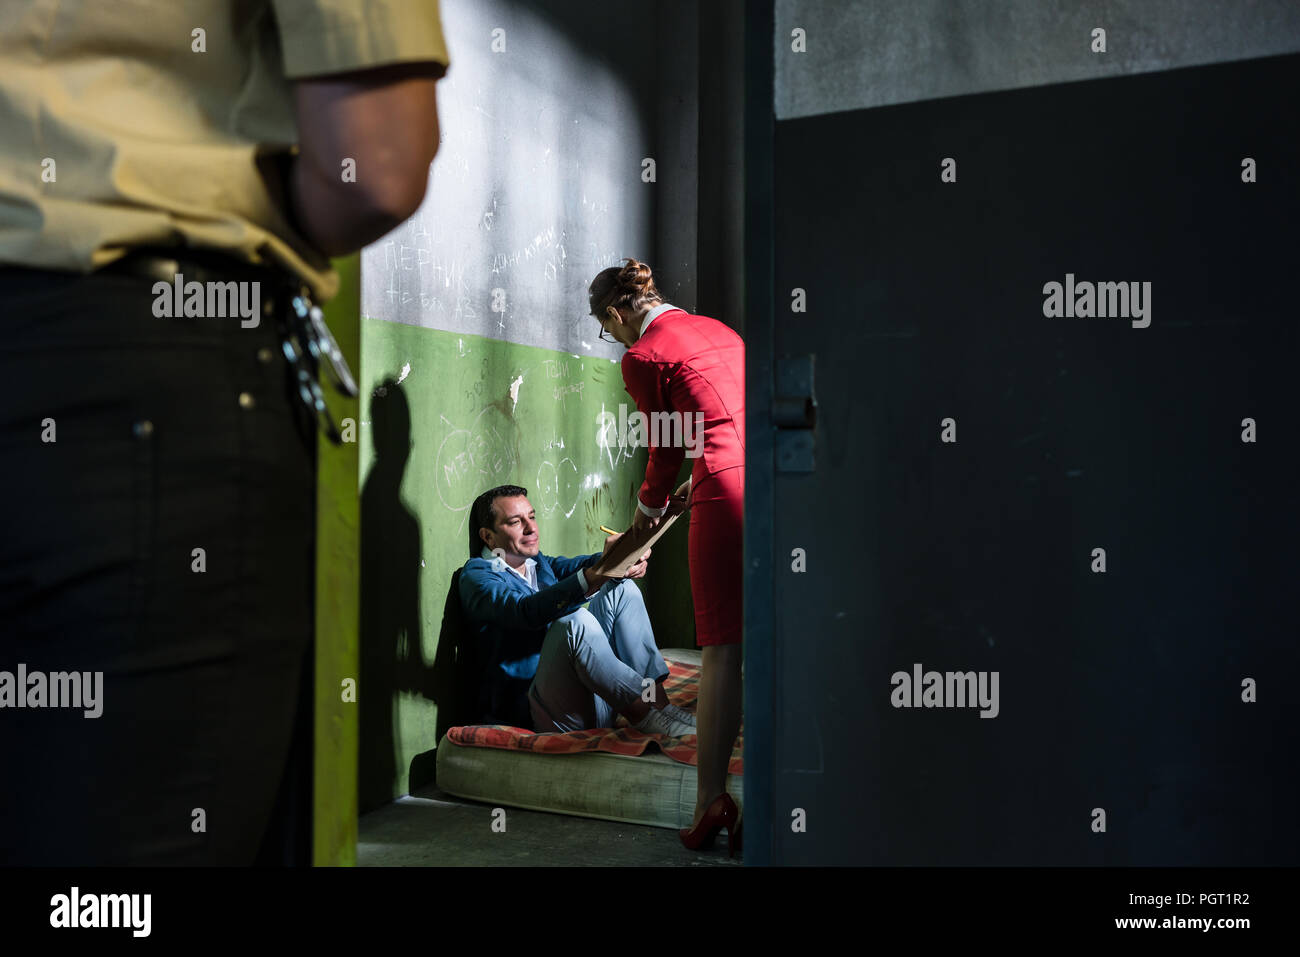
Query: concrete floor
[{"left": 358, "top": 784, "right": 743, "bottom": 867}]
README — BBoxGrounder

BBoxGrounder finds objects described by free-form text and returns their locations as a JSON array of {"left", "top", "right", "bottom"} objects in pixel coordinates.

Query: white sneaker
[
  {"left": 664, "top": 703, "right": 696, "bottom": 727},
  {"left": 635, "top": 706, "right": 696, "bottom": 738}
]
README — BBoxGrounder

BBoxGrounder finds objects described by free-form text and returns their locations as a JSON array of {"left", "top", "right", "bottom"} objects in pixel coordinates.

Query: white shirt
[
  {"left": 482, "top": 545, "right": 593, "bottom": 595},
  {"left": 635, "top": 302, "right": 683, "bottom": 518},
  {"left": 481, "top": 545, "right": 538, "bottom": 591}
]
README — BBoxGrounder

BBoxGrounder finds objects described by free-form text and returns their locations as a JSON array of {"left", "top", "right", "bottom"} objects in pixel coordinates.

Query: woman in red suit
[{"left": 588, "top": 258, "right": 745, "bottom": 855}]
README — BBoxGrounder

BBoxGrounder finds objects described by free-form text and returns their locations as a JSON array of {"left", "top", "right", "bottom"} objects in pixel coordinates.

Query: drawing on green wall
[{"left": 430, "top": 349, "right": 643, "bottom": 532}]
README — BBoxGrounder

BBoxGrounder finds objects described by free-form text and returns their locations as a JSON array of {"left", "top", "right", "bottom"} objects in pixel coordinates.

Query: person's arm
[
  {"left": 290, "top": 61, "right": 444, "bottom": 257},
  {"left": 579, "top": 573, "right": 603, "bottom": 600},
  {"left": 548, "top": 552, "right": 602, "bottom": 581},
  {"left": 459, "top": 561, "right": 590, "bottom": 633},
  {"left": 568, "top": 531, "right": 648, "bottom": 599},
  {"left": 621, "top": 352, "right": 687, "bottom": 514},
  {"left": 551, "top": 552, "right": 605, "bottom": 601}
]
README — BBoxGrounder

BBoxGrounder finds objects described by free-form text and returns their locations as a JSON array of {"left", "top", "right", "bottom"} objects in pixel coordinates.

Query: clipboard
[{"left": 587, "top": 506, "right": 686, "bottom": 579}]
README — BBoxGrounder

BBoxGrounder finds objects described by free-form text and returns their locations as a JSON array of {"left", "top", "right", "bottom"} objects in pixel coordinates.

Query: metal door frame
[{"left": 742, "top": 0, "right": 776, "bottom": 867}]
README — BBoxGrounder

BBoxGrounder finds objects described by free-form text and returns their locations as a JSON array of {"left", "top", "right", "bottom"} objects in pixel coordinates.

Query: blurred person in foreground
[{"left": 0, "top": 0, "right": 450, "bottom": 865}]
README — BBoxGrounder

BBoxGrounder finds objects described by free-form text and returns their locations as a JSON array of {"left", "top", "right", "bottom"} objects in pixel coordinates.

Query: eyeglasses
[{"left": 594, "top": 306, "right": 620, "bottom": 343}]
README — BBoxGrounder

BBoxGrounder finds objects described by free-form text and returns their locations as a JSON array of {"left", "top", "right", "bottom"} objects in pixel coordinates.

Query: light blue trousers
[{"left": 527, "top": 579, "right": 669, "bottom": 732}]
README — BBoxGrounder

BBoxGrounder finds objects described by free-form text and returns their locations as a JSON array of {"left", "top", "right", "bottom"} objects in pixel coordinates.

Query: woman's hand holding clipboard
[
  {"left": 592, "top": 478, "right": 692, "bottom": 580},
  {"left": 632, "top": 476, "right": 691, "bottom": 534}
]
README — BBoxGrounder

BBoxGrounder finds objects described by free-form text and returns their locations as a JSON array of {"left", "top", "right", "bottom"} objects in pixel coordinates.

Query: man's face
[{"left": 482, "top": 495, "right": 540, "bottom": 562}]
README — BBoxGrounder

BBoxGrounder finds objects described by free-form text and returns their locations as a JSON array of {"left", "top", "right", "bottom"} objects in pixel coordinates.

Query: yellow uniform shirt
[{"left": 0, "top": 0, "right": 450, "bottom": 301}]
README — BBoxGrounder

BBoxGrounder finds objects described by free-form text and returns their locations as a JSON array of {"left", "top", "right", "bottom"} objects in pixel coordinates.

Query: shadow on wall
[
  {"left": 359, "top": 379, "right": 421, "bottom": 812},
  {"left": 359, "top": 379, "right": 485, "bottom": 812}
]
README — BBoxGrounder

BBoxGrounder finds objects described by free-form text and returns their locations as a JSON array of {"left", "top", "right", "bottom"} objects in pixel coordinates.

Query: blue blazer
[{"left": 458, "top": 549, "right": 601, "bottom": 726}]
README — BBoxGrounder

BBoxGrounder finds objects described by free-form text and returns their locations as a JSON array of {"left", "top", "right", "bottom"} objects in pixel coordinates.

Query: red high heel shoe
[{"left": 679, "top": 793, "right": 741, "bottom": 856}]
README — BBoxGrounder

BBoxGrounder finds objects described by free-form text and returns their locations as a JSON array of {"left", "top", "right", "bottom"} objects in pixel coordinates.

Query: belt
[{"left": 104, "top": 247, "right": 358, "bottom": 445}]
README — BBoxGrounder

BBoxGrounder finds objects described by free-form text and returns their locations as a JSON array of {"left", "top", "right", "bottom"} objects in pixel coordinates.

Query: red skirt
[{"left": 687, "top": 465, "right": 744, "bottom": 646}]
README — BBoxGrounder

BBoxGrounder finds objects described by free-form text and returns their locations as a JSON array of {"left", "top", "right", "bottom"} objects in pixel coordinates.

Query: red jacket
[{"left": 620, "top": 308, "right": 745, "bottom": 510}]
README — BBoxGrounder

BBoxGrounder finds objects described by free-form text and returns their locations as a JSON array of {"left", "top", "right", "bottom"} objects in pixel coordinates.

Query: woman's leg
[
  {"left": 694, "top": 643, "right": 743, "bottom": 824},
  {"left": 687, "top": 466, "right": 745, "bottom": 824}
]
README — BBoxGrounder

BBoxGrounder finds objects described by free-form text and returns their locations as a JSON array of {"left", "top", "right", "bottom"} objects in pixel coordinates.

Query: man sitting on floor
[{"left": 459, "top": 483, "right": 696, "bottom": 737}]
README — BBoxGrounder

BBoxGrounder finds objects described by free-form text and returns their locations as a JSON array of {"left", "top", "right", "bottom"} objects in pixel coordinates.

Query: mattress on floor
[{"left": 435, "top": 648, "right": 743, "bottom": 831}]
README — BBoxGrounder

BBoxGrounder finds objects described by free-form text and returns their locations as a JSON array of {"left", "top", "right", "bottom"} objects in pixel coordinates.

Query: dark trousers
[{"left": 0, "top": 262, "right": 317, "bottom": 865}]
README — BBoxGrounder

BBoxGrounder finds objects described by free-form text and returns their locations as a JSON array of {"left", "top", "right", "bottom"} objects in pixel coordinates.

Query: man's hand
[
  {"left": 583, "top": 530, "right": 624, "bottom": 596},
  {"left": 599, "top": 529, "right": 624, "bottom": 558},
  {"left": 624, "top": 548, "right": 651, "bottom": 580}
]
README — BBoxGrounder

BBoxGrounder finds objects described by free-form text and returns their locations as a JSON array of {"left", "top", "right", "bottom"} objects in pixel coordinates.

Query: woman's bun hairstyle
[
  {"left": 618, "top": 258, "right": 654, "bottom": 294},
  {"left": 588, "top": 257, "right": 662, "bottom": 317}
]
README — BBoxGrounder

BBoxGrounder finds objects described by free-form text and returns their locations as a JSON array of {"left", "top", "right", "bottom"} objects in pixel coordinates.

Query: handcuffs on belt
[{"left": 282, "top": 284, "right": 358, "bottom": 445}]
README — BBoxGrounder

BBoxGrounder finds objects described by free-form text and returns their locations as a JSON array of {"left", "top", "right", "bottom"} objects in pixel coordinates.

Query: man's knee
[
  {"left": 550, "top": 608, "right": 602, "bottom": 654},
  {"left": 600, "top": 578, "right": 647, "bottom": 621},
  {"left": 613, "top": 578, "right": 644, "bottom": 604}
]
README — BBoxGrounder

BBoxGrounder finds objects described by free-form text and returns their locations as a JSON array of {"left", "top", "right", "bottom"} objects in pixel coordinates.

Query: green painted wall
[
  {"left": 314, "top": 253, "right": 361, "bottom": 866},
  {"left": 357, "top": 319, "right": 681, "bottom": 808}
]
